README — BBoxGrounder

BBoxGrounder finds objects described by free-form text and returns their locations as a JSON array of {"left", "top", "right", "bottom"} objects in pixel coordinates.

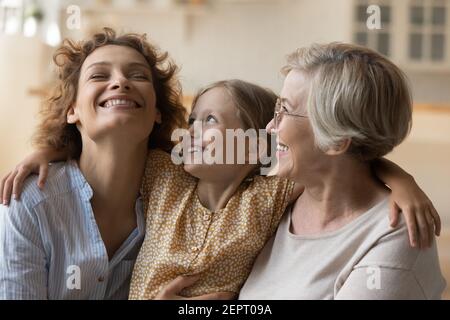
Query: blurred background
[{"left": 0, "top": 0, "right": 449, "bottom": 298}]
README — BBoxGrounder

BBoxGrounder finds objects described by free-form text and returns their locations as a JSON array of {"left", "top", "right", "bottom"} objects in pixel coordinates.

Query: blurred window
[
  {"left": 410, "top": 33, "right": 424, "bottom": 59},
  {"left": 0, "top": 1, "right": 24, "bottom": 34},
  {"left": 408, "top": 0, "right": 447, "bottom": 62},
  {"left": 353, "top": 0, "right": 392, "bottom": 57},
  {"left": 411, "top": 6, "right": 425, "bottom": 25}
]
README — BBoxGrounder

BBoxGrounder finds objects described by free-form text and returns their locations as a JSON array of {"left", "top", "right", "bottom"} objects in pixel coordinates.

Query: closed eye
[
  {"left": 89, "top": 74, "right": 108, "bottom": 80},
  {"left": 130, "top": 73, "right": 149, "bottom": 80}
]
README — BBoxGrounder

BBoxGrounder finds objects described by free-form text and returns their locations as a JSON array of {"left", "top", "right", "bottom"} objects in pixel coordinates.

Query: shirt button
[
  {"left": 203, "top": 213, "right": 211, "bottom": 221},
  {"left": 98, "top": 276, "right": 105, "bottom": 282},
  {"left": 192, "top": 246, "right": 199, "bottom": 252}
]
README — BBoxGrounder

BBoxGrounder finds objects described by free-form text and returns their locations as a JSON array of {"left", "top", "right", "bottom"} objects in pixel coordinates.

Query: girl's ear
[
  {"left": 155, "top": 108, "right": 162, "bottom": 124},
  {"left": 325, "top": 138, "right": 352, "bottom": 156},
  {"left": 67, "top": 103, "right": 79, "bottom": 124}
]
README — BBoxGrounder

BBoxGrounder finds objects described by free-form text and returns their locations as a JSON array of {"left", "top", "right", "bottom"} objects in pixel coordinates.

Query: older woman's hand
[
  {"left": 155, "top": 275, "right": 236, "bottom": 300},
  {"left": 389, "top": 175, "right": 441, "bottom": 249},
  {"left": 0, "top": 148, "right": 66, "bottom": 205}
]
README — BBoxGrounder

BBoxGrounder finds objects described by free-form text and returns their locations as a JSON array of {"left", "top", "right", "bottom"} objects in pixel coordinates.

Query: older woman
[
  {"left": 0, "top": 28, "right": 186, "bottom": 299},
  {"left": 239, "top": 43, "right": 446, "bottom": 299}
]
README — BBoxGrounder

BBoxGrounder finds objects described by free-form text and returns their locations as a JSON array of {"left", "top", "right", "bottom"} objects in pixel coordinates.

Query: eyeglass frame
[{"left": 273, "top": 97, "right": 308, "bottom": 129}]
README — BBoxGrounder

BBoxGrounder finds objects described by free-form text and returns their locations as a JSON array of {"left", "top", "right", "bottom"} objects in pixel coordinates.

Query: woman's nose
[
  {"left": 110, "top": 76, "right": 131, "bottom": 91},
  {"left": 266, "top": 118, "right": 276, "bottom": 134}
]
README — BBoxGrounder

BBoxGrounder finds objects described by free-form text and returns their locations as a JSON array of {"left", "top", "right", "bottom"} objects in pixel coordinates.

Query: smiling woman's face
[
  {"left": 67, "top": 44, "right": 160, "bottom": 146},
  {"left": 269, "top": 69, "right": 323, "bottom": 183}
]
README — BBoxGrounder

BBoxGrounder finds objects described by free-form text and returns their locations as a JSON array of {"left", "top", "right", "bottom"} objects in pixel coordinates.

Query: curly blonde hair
[{"left": 33, "top": 27, "right": 187, "bottom": 159}]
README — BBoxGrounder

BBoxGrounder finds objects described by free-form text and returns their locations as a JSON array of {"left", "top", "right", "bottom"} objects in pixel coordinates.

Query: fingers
[
  {"left": 156, "top": 276, "right": 234, "bottom": 301},
  {"left": 161, "top": 275, "right": 201, "bottom": 298},
  {"left": 12, "top": 168, "right": 31, "bottom": 200},
  {"left": 414, "top": 209, "right": 429, "bottom": 249},
  {"left": 1, "top": 163, "right": 50, "bottom": 204},
  {"left": 430, "top": 205, "right": 441, "bottom": 237},
  {"left": 37, "top": 165, "right": 49, "bottom": 189},
  {"left": 0, "top": 173, "right": 8, "bottom": 204},
  {"left": 188, "top": 292, "right": 236, "bottom": 300},
  {"left": 1, "top": 170, "right": 17, "bottom": 206},
  {"left": 403, "top": 208, "right": 418, "bottom": 248},
  {"left": 424, "top": 210, "right": 435, "bottom": 248},
  {"left": 389, "top": 201, "right": 400, "bottom": 227}
]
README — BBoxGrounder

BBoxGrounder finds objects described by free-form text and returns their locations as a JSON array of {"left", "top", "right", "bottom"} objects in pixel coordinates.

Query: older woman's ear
[
  {"left": 324, "top": 138, "right": 351, "bottom": 156},
  {"left": 66, "top": 103, "right": 79, "bottom": 124}
]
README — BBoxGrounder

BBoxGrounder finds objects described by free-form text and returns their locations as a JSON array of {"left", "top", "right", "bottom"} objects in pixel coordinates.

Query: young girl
[{"left": 2, "top": 79, "right": 440, "bottom": 299}]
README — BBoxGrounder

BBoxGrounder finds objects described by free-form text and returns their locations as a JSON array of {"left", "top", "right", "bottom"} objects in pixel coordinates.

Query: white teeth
[
  {"left": 103, "top": 99, "right": 137, "bottom": 108},
  {"left": 276, "top": 144, "right": 289, "bottom": 152},
  {"left": 187, "top": 146, "right": 202, "bottom": 153}
]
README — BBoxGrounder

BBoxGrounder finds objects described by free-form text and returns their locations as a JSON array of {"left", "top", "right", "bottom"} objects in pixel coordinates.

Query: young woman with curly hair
[{"left": 0, "top": 28, "right": 186, "bottom": 299}]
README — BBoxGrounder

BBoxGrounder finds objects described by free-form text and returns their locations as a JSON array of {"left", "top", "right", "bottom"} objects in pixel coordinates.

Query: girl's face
[
  {"left": 184, "top": 87, "right": 255, "bottom": 182},
  {"left": 67, "top": 44, "right": 161, "bottom": 147}
]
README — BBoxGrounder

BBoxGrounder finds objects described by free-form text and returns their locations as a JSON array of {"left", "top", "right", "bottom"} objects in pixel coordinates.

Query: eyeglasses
[{"left": 274, "top": 98, "right": 308, "bottom": 129}]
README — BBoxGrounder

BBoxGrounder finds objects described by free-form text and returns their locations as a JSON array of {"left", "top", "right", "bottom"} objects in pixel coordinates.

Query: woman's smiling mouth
[
  {"left": 276, "top": 143, "right": 289, "bottom": 152},
  {"left": 276, "top": 142, "right": 290, "bottom": 158},
  {"left": 98, "top": 96, "right": 142, "bottom": 109}
]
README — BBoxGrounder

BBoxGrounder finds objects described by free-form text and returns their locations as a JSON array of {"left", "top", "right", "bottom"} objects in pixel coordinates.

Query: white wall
[
  {"left": 0, "top": 35, "right": 53, "bottom": 173},
  {"left": 70, "top": 0, "right": 353, "bottom": 94}
]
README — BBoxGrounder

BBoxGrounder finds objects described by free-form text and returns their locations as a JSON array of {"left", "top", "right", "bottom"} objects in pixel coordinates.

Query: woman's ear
[
  {"left": 155, "top": 108, "right": 162, "bottom": 124},
  {"left": 66, "top": 103, "right": 79, "bottom": 124},
  {"left": 325, "top": 138, "right": 351, "bottom": 156}
]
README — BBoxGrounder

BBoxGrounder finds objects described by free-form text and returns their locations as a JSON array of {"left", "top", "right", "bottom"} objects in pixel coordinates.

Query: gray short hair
[{"left": 283, "top": 42, "right": 412, "bottom": 160}]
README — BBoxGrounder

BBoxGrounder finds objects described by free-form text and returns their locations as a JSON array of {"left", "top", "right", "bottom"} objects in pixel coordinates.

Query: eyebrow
[
  {"left": 128, "top": 62, "right": 151, "bottom": 70},
  {"left": 279, "top": 96, "right": 295, "bottom": 108},
  {"left": 85, "top": 61, "right": 151, "bottom": 71}
]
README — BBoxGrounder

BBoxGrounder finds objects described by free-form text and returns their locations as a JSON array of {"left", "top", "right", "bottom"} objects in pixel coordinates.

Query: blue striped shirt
[{"left": 0, "top": 161, "right": 145, "bottom": 300}]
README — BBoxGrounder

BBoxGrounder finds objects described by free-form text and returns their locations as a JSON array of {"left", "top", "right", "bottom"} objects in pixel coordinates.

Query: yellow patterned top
[{"left": 128, "top": 149, "right": 294, "bottom": 299}]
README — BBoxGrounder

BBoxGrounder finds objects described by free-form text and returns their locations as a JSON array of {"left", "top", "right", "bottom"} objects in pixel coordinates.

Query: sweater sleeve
[
  {"left": 335, "top": 219, "right": 446, "bottom": 300},
  {"left": 335, "top": 266, "right": 428, "bottom": 299}
]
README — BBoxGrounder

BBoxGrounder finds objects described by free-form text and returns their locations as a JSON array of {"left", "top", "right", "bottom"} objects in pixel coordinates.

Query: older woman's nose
[{"left": 266, "top": 118, "right": 276, "bottom": 134}]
